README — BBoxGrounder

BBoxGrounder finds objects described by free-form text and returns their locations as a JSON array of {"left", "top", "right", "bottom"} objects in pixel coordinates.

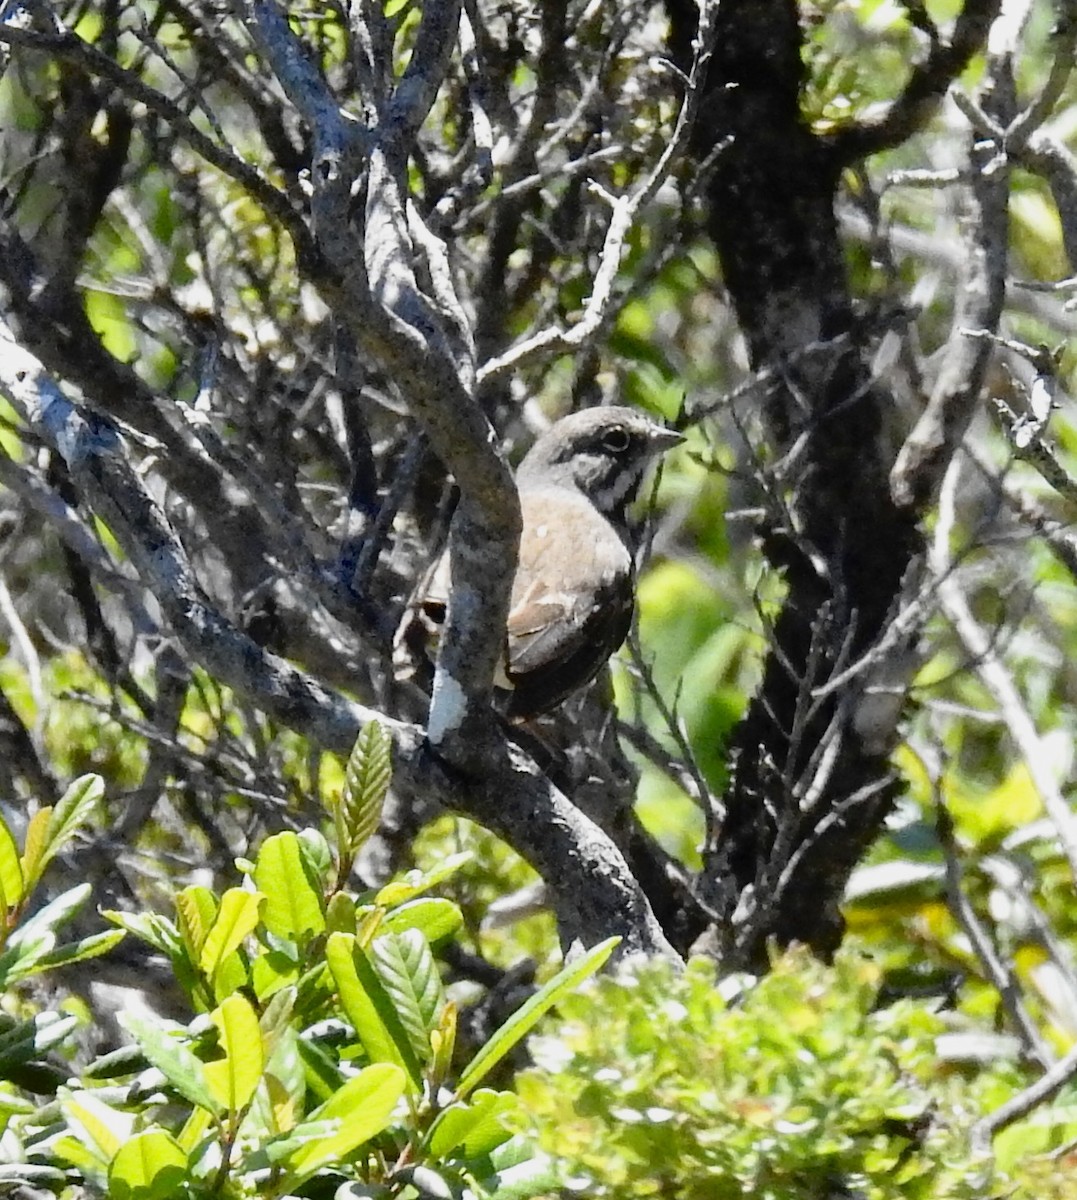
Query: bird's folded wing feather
[{"left": 506, "top": 489, "right": 632, "bottom": 677}]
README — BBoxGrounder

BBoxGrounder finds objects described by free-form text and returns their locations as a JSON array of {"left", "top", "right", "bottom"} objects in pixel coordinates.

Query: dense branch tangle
[
  {"left": 0, "top": 1, "right": 703, "bottom": 957},
  {"left": 2, "top": 0, "right": 1075, "bottom": 979}
]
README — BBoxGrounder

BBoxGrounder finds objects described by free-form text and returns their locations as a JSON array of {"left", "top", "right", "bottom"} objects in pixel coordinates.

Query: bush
[{"left": 519, "top": 949, "right": 1054, "bottom": 1200}]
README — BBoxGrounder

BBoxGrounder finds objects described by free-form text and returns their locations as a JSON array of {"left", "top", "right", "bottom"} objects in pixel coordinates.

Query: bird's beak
[{"left": 649, "top": 424, "right": 685, "bottom": 452}]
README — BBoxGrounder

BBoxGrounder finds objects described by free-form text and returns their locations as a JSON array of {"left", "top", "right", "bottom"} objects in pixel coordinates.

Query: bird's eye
[{"left": 600, "top": 427, "right": 631, "bottom": 454}]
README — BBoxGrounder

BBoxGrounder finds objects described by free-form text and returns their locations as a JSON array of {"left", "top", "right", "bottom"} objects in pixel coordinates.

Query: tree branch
[{"left": 0, "top": 323, "right": 675, "bottom": 958}]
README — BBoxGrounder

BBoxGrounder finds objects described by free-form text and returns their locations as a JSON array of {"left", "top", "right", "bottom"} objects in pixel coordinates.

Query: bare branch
[
  {"left": 477, "top": 1, "right": 722, "bottom": 386},
  {"left": 829, "top": 0, "right": 999, "bottom": 164}
]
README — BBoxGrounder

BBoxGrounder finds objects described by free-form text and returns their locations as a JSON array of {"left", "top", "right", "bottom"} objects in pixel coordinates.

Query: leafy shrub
[
  {"left": 0, "top": 725, "right": 615, "bottom": 1199},
  {"left": 518, "top": 948, "right": 1058, "bottom": 1200}
]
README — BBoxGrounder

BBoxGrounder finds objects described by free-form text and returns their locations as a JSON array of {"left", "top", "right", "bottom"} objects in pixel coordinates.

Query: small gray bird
[{"left": 422, "top": 406, "right": 683, "bottom": 719}]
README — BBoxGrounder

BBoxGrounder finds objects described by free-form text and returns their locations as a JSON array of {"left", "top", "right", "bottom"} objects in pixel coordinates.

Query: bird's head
[{"left": 515, "top": 406, "right": 683, "bottom": 528}]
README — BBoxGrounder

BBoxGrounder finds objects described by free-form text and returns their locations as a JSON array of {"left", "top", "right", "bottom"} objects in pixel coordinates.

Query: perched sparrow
[{"left": 421, "top": 406, "right": 683, "bottom": 719}]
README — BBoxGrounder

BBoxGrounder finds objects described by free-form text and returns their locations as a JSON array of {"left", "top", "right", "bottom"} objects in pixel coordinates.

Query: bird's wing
[{"left": 505, "top": 489, "right": 632, "bottom": 699}]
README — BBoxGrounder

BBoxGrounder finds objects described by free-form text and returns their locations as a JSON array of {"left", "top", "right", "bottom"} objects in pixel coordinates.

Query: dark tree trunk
[{"left": 667, "top": 0, "right": 929, "bottom": 966}]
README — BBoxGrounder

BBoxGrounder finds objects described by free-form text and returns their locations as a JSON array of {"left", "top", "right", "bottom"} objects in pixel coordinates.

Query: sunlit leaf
[
  {"left": 325, "top": 932, "right": 423, "bottom": 1092},
  {"left": 108, "top": 1129, "right": 188, "bottom": 1200},
  {"left": 254, "top": 831, "right": 326, "bottom": 941},
  {"left": 199, "top": 888, "right": 263, "bottom": 978},
  {"left": 117, "top": 1013, "right": 222, "bottom": 1118},
  {"left": 282, "top": 1062, "right": 405, "bottom": 1181},
  {"left": 456, "top": 937, "right": 619, "bottom": 1099}
]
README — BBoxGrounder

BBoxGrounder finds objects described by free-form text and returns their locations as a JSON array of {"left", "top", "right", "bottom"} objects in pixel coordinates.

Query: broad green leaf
[
  {"left": 59, "top": 1087, "right": 134, "bottom": 1162},
  {"left": 176, "top": 1106, "right": 213, "bottom": 1155},
  {"left": 19, "top": 807, "right": 51, "bottom": 889},
  {"left": 108, "top": 1129, "right": 188, "bottom": 1200},
  {"left": 102, "top": 910, "right": 183, "bottom": 957},
  {"left": 261, "top": 1018, "right": 303, "bottom": 1136},
  {"left": 199, "top": 888, "right": 263, "bottom": 978},
  {"left": 259, "top": 985, "right": 297, "bottom": 1056},
  {"left": 326, "top": 890, "right": 356, "bottom": 935},
  {"left": 0, "top": 818, "right": 23, "bottom": 911},
  {"left": 325, "top": 932, "right": 423, "bottom": 1092},
  {"left": 356, "top": 904, "right": 385, "bottom": 946},
  {"left": 455, "top": 937, "right": 619, "bottom": 1099},
  {"left": 251, "top": 948, "right": 300, "bottom": 1000},
  {"left": 297, "top": 828, "right": 332, "bottom": 884},
  {"left": 0, "top": 884, "right": 93, "bottom": 983},
  {"left": 477, "top": 1137, "right": 559, "bottom": 1199},
  {"left": 21, "top": 929, "right": 125, "bottom": 976},
  {"left": 372, "top": 930, "right": 444, "bottom": 1052},
  {"left": 53, "top": 1133, "right": 111, "bottom": 1179},
  {"left": 283, "top": 1062, "right": 404, "bottom": 1181},
  {"left": 428, "top": 1089, "right": 519, "bottom": 1158},
  {"left": 375, "top": 852, "right": 471, "bottom": 908},
  {"left": 254, "top": 832, "right": 326, "bottom": 941},
  {"left": 176, "top": 886, "right": 217, "bottom": 961},
  {"left": 260, "top": 1119, "right": 337, "bottom": 1166},
  {"left": 298, "top": 1034, "right": 345, "bottom": 1106},
  {"left": 118, "top": 1013, "right": 222, "bottom": 1118},
  {"left": 0, "top": 1012, "right": 76, "bottom": 1079},
  {"left": 204, "top": 994, "right": 263, "bottom": 1113},
  {"left": 8, "top": 882, "right": 90, "bottom": 947},
  {"left": 340, "top": 721, "right": 392, "bottom": 853},
  {"left": 40, "top": 775, "right": 103, "bottom": 871},
  {"left": 0, "top": 931, "right": 51, "bottom": 990},
  {"left": 211, "top": 946, "right": 250, "bottom": 1004},
  {"left": 383, "top": 897, "right": 462, "bottom": 944}
]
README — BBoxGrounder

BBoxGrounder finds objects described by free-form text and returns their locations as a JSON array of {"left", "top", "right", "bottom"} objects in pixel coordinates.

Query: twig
[
  {"left": 476, "top": 0, "right": 723, "bottom": 386},
  {"left": 932, "top": 455, "right": 1077, "bottom": 884}
]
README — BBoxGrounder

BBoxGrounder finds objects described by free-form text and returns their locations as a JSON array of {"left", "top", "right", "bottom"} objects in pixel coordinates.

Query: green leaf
[
  {"left": 102, "top": 910, "right": 183, "bottom": 958},
  {"left": 375, "top": 852, "right": 471, "bottom": 908},
  {"left": 298, "top": 1034, "right": 345, "bottom": 1106},
  {"left": 251, "top": 948, "right": 300, "bottom": 1001},
  {"left": 117, "top": 1013, "right": 223, "bottom": 1118},
  {"left": 282, "top": 1062, "right": 405, "bottom": 1181},
  {"left": 297, "top": 828, "right": 332, "bottom": 886},
  {"left": 259, "top": 985, "right": 296, "bottom": 1056},
  {"left": 0, "top": 884, "right": 93, "bottom": 983},
  {"left": 39, "top": 775, "right": 103, "bottom": 873},
  {"left": 19, "top": 807, "right": 51, "bottom": 890},
  {"left": 0, "top": 1011, "right": 77, "bottom": 1074},
  {"left": 326, "top": 890, "right": 357, "bottom": 935},
  {"left": 477, "top": 1138, "right": 559, "bottom": 1199},
  {"left": 259, "top": 1010, "right": 303, "bottom": 1137},
  {"left": 9, "top": 882, "right": 90, "bottom": 946},
  {"left": 22, "top": 928, "right": 126, "bottom": 976},
  {"left": 383, "top": 897, "right": 463, "bottom": 944},
  {"left": 0, "top": 818, "right": 24, "bottom": 911},
  {"left": 198, "top": 888, "right": 263, "bottom": 978},
  {"left": 325, "top": 932, "right": 423, "bottom": 1093},
  {"left": 372, "top": 930, "right": 445, "bottom": 1054},
  {"left": 340, "top": 720, "right": 392, "bottom": 853},
  {"left": 108, "top": 1129, "right": 188, "bottom": 1200},
  {"left": 52, "top": 1132, "right": 111, "bottom": 1182},
  {"left": 59, "top": 1087, "right": 134, "bottom": 1163},
  {"left": 254, "top": 832, "right": 326, "bottom": 941},
  {"left": 176, "top": 886, "right": 217, "bottom": 961},
  {"left": 428, "top": 1089, "right": 519, "bottom": 1158},
  {"left": 455, "top": 937, "right": 619, "bottom": 1099},
  {"left": 205, "top": 994, "right": 264, "bottom": 1113}
]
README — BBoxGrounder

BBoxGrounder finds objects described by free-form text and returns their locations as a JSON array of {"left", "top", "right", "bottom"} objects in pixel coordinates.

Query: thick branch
[
  {"left": 891, "top": 0, "right": 1020, "bottom": 510},
  {"left": 248, "top": 0, "right": 520, "bottom": 752},
  {"left": 0, "top": 326, "right": 674, "bottom": 958},
  {"left": 828, "top": 0, "right": 998, "bottom": 164}
]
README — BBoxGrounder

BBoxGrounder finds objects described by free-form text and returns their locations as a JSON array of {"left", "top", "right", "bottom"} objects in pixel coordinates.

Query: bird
[{"left": 419, "top": 405, "right": 683, "bottom": 719}]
